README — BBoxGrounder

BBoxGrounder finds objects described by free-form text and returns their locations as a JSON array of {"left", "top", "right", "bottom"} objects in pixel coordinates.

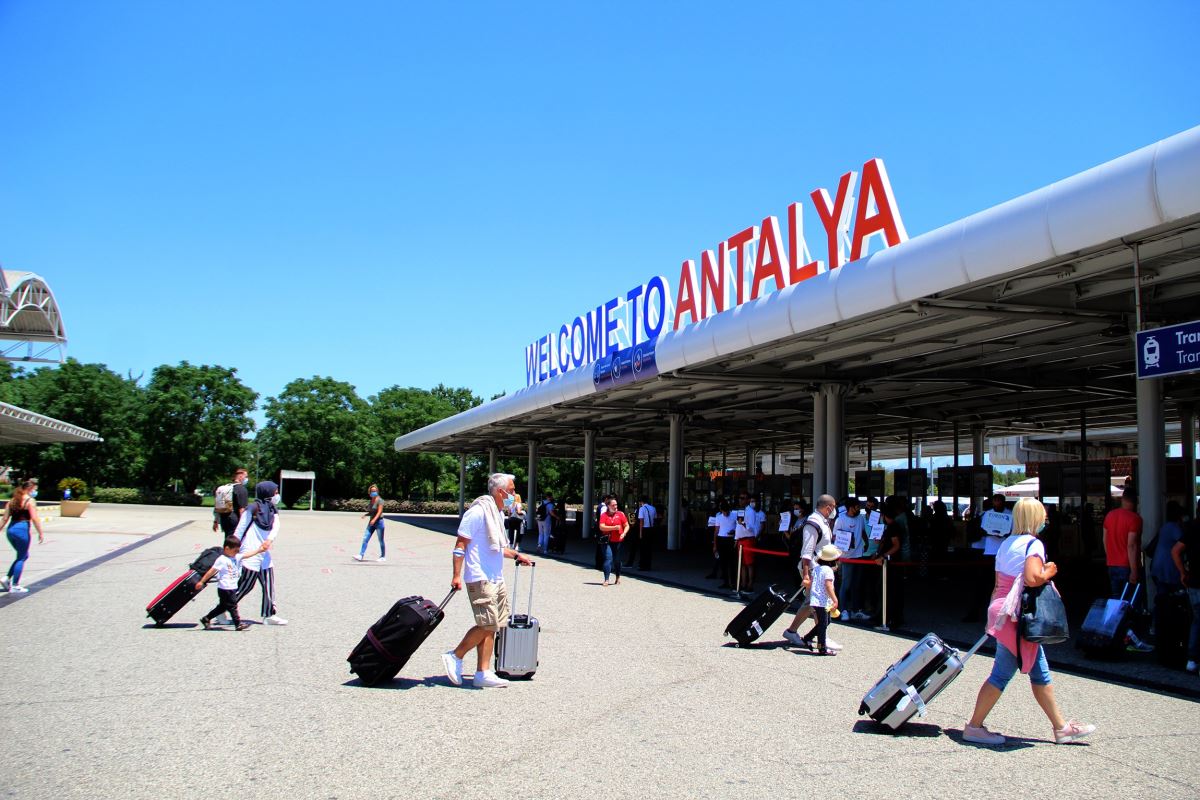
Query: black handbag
[{"left": 1019, "top": 541, "right": 1070, "bottom": 645}]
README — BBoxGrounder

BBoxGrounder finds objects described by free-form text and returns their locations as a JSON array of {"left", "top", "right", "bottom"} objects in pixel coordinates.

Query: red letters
[
  {"left": 751, "top": 216, "right": 786, "bottom": 300},
  {"left": 726, "top": 226, "right": 756, "bottom": 306},
  {"left": 787, "top": 201, "right": 822, "bottom": 285},
  {"left": 850, "top": 157, "right": 908, "bottom": 261},
  {"left": 700, "top": 245, "right": 726, "bottom": 318},
  {"left": 673, "top": 259, "right": 699, "bottom": 329},
  {"left": 812, "top": 170, "right": 858, "bottom": 271}
]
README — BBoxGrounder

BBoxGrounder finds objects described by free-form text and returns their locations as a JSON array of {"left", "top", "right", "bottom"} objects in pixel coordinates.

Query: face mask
[
  {"left": 271, "top": 494, "right": 281, "bottom": 507},
  {"left": 31, "top": 489, "right": 38, "bottom": 498},
  {"left": 1036, "top": 520, "right": 1047, "bottom": 535},
  {"left": 503, "top": 493, "right": 515, "bottom": 510},
  {"left": 748, "top": 502, "right": 755, "bottom": 510},
  {"left": 369, "top": 491, "right": 378, "bottom": 498}
]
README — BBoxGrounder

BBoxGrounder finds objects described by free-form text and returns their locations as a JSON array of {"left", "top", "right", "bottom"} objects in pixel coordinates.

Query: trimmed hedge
[
  {"left": 93, "top": 487, "right": 142, "bottom": 504},
  {"left": 323, "top": 498, "right": 459, "bottom": 515}
]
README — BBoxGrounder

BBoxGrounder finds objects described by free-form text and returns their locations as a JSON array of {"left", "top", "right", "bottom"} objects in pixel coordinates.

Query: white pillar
[
  {"left": 487, "top": 448, "right": 497, "bottom": 476},
  {"left": 813, "top": 391, "right": 827, "bottom": 497},
  {"left": 825, "top": 385, "right": 845, "bottom": 500},
  {"left": 457, "top": 453, "right": 466, "bottom": 517},
  {"left": 526, "top": 440, "right": 538, "bottom": 533},
  {"left": 1137, "top": 379, "right": 1165, "bottom": 552},
  {"left": 668, "top": 413, "right": 684, "bottom": 550},
  {"left": 582, "top": 429, "right": 596, "bottom": 539}
]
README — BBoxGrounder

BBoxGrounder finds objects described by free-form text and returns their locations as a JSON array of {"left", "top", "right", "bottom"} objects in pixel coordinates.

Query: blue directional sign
[
  {"left": 1136, "top": 319, "right": 1200, "bottom": 379},
  {"left": 592, "top": 339, "right": 659, "bottom": 390}
]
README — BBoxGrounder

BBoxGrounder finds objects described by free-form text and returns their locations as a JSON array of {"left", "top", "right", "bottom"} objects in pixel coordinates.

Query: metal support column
[
  {"left": 971, "top": 425, "right": 985, "bottom": 516},
  {"left": 526, "top": 440, "right": 539, "bottom": 534},
  {"left": 813, "top": 391, "right": 827, "bottom": 497},
  {"left": 582, "top": 429, "right": 596, "bottom": 539},
  {"left": 1080, "top": 406, "right": 1088, "bottom": 516},
  {"left": 487, "top": 447, "right": 497, "bottom": 476},
  {"left": 1137, "top": 378, "right": 1165, "bottom": 553},
  {"left": 668, "top": 413, "right": 684, "bottom": 550},
  {"left": 952, "top": 423, "right": 960, "bottom": 518},
  {"left": 825, "top": 385, "right": 845, "bottom": 500},
  {"left": 457, "top": 453, "right": 466, "bottom": 517},
  {"left": 745, "top": 444, "right": 754, "bottom": 494}
]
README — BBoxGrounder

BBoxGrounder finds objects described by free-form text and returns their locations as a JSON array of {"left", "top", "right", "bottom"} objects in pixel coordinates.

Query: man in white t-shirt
[
  {"left": 443, "top": 473, "right": 533, "bottom": 689},
  {"left": 628, "top": 496, "right": 658, "bottom": 570},
  {"left": 781, "top": 494, "right": 844, "bottom": 651},
  {"left": 965, "top": 494, "right": 1012, "bottom": 622},
  {"left": 836, "top": 497, "right": 870, "bottom": 620}
]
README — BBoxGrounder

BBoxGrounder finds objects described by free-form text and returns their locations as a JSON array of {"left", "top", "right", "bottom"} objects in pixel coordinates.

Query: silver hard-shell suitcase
[
  {"left": 859, "top": 632, "right": 987, "bottom": 729},
  {"left": 495, "top": 561, "right": 539, "bottom": 679}
]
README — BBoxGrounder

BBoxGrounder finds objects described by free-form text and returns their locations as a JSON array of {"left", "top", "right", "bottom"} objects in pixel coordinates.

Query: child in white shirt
[
  {"left": 197, "top": 536, "right": 265, "bottom": 631},
  {"left": 803, "top": 544, "right": 841, "bottom": 656}
]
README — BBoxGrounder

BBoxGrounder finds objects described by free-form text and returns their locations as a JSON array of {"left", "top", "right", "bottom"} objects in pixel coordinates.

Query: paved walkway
[{"left": 1, "top": 505, "right": 1197, "bottom": 799}]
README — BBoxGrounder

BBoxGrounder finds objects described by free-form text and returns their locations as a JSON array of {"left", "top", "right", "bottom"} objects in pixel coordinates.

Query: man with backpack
[
  {"left": 780, "top": 494, "right": 844, "bottom": 651},
  {"left": 212, "top": 468, "right": 250, "bottom": 538}
]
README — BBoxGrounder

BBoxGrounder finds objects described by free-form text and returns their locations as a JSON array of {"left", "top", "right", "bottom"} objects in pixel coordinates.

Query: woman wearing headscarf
[{"left": 232, "top": 481, "right": 287, "bottom": 625}]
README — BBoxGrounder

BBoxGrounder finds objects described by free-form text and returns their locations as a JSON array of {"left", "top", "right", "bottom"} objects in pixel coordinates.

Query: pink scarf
[{"left": 986, "top": 572, "right": 1041, "bottom": 673}]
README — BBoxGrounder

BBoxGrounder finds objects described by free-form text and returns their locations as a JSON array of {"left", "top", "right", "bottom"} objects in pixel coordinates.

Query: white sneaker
[
  {"left": 377, "top": 557, "right": 386, "bottom": 563},
  {"left": 782, "top": 629, "right": 812, "bottom": 650},
  {"left": 853, "top": 611, "right": 871, "bottom": 621},
  {"left": 213, "top": 614, "right": 229, "bottom": 625},
  {"left": 0, "top": 577, "right": 9, "bottom": 591},
  {"left": 473, "top": 671, "right": 510, "bottom": 689},
  {"left": 263, "top": 615, "right": 288, "bottom": 626},
  {"left": 1186, "top": 660, "right": 1198, "bottom": 674},
  {"left": 825, "top": 638, "right": 844, "bottom": 652},
  {"left": 9, "top": 585, "right": 28, "bottom": 594},
  {"left": 353, "top": 554, "right": 364, "bottom": 562},
  {"left": 442, "top": 652, "right": 463, "bottom": 686}
]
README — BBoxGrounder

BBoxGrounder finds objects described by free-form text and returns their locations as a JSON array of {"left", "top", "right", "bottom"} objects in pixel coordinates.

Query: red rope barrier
[{"left": 734, "top": 544, "right": 992, "bottom": 569}]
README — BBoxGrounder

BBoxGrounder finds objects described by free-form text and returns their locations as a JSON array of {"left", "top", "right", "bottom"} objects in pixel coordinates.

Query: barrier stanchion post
[
  {"left": 879, "top": 556, "right": 890, "bottom": 632},
  {"left": 735, "top": 541, "right": 742, "bottom": 596}
]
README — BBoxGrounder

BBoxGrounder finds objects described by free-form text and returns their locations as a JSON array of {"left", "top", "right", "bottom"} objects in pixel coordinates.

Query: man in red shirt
[
  {"left": 1103, "top": 490, "right": 1152, "bottom": 652},
  {"left": 598, "top": 497, "right": 630, "bottom": 586}
]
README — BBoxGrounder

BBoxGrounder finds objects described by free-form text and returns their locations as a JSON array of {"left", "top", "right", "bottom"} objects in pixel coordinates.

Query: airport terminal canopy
[
  {"left": 396, "top": 126, "right": 1200, "bottom": 463},
  {"left": 0, "top": 269, "right": 100, "bottom": 445}
]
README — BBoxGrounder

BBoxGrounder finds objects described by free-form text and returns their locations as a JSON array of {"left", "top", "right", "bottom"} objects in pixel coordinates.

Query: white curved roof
[
  {"left": 397, "top": 125, "right": 1200, "bottom": 454},
  {"left": 0, "top": 270, "right": 67, "bottom": 362}
]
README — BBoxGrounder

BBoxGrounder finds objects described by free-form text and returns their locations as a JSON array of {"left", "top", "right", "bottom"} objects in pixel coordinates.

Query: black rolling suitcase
[
  {"left": 725, "top": 584, "right": 803, "bottom": 646},
  {"left": 145, "top": 547, "right": 221, "bottom": 626},
  {"left": 348, "top": 590, "right": 456, "bottom": 686}
]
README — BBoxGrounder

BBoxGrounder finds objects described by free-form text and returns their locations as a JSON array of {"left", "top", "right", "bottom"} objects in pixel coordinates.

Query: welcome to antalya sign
[{"left": 523, "top": 158, "right": 908, "bottom": 388}]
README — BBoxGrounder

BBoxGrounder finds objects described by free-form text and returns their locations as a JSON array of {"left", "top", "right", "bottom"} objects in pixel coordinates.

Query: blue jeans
[
  {"left": 603, "top": 539, "right": 623, "bottom": 582},
  {"left": 987, "top": 638, "right": 1051, "bottom": 691},
  {"left": 6, "top": 522, "right": 30, "bottom": 586},
  {"left": 359, "top": 521, "right": 385, "bottom": 558}
]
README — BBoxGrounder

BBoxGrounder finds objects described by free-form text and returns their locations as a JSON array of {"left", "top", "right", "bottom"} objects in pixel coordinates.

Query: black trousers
[
  {"left": 203, "top": 588, "right": 242, "bottom": 625},
  {"left": 716, "top": 537, "right": 736, "bottom": 585},
  {"left": 217, "top": 512, "right": 238, "bottom": 538},
  {"left": 805, "top": 606, "right": 831, "bottom": 652},
  {"left": 623, "top": 529, "right": 640, "bottom": 566}
]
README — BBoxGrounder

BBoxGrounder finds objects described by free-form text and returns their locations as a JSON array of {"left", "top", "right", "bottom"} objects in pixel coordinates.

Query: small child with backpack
[
  {"left": 196, "top": 536, "right": 266, "bottom": 631},
  {"left": 803, "top": 544, "right": 842, "bottom": 655}
]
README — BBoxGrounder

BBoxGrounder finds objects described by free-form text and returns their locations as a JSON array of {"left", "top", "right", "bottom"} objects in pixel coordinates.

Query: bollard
[{"left": 734, "top": 541, "right": 742, "bottom": 596}]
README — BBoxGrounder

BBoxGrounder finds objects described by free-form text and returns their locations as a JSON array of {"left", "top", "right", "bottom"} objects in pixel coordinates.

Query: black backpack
[
  {"left": 190, "top": 546, "right": 223, "bottom": 575},
  {"left": 536, "top": 502, "right": 548, "bottom": 521}
]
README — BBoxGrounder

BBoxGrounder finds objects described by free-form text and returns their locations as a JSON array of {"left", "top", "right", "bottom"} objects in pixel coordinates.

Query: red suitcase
[{"left": 146, "top": 570, "right": 202, "bottom": 626}]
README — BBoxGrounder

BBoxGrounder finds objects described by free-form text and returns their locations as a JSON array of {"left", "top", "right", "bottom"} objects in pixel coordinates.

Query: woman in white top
[
  {"left": 712, "top": 501, "right": 737, "bottom": 589},
  {"left": 232, "top": 481, "right": 287, "bottom": 626},
  {"left": 963, "top": 497, "right": 1094, "bottom": 746}
]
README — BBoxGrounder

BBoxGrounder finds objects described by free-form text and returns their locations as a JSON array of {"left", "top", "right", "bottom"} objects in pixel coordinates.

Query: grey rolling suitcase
[
  {"left": 859, "top": 632, "right": 988, "bottom": 730},
  {"left": 495, "top": 562, "right": 540, "bottom": 679}
]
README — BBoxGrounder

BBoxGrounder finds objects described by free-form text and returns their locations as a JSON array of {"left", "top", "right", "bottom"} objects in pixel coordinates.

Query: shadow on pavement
[
  {"left": 941, "top": 729, "right": 1041, "bottom": 750},
  {"left": 342, "top": 676, "right": 448, "bottom": 690},
  {"left": 851, "top": 719, "right": 943, "bottom": 738},
  {"left": 141, "top": 622, "right": 197, "bottom": 630}
]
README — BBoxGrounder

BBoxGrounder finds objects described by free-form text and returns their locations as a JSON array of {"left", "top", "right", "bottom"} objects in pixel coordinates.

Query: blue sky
[{"left": 2, "top": 1, "right": 1198, "bottom": 432}]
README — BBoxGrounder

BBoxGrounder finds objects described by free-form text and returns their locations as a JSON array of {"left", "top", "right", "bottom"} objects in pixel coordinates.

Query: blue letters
[{"left": 645, "top": 276, "right": 667, "bottom": 339}]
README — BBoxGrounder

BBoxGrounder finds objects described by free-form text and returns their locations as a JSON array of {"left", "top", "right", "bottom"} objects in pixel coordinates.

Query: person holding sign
[
  {"left": 836, "top": 497, "right": 869, "bottom": 620},
  {"left": 965, "top": 495, "right": 1011, "bottom": 622},
  {"left": 735, "top": 494, "right": 763, "bottom": 594}
]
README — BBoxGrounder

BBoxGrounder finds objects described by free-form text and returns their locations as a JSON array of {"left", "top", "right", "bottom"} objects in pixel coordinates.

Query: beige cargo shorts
[{"left": 466, "top": 579, "right": 510, "bottom": 630}]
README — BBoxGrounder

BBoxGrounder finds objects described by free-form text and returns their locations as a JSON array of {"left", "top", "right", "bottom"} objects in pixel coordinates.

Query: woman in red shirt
[{"left": 599, "top": 497, "right": 630, "bottom": 586}]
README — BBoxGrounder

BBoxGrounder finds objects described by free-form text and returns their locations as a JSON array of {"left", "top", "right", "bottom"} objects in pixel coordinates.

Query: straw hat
[{"left": 817, "top": 544, "right": 842, "bottom": 562}]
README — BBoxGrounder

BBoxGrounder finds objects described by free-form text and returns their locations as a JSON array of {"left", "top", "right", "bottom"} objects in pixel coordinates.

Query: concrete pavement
[{"left": 0, "top": 504, "right": 1197, "bottom": 799}]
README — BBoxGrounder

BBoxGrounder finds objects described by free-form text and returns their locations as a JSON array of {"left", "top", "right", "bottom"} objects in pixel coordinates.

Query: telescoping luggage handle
[
  {"left": 510, "top": 560, "right": 536, "bottom": 618},
  {"left": 438, "top": 588, "right": 458, "bottom": 611},
  {"left": 1119, "top": 582, "right": 1141, "bottom": 606}
]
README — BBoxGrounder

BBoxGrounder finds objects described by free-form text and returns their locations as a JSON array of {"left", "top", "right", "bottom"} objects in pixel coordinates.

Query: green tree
[
  {"left": 0, "top": 359, "right": 145, "bottom": 488},
  {"left": 368, "top": 385, "right": 481, "bottom": 500},
  {"left": 140, "top": 362, "right": 258, "bottom": 493},
  {"left": 259, "top": 376, "right": 374, "bottom": 502}
]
